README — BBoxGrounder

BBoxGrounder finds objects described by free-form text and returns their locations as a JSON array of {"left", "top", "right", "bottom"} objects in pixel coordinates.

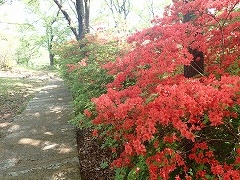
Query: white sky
[
  {"left": 0, "top": 1, "right": 26, "bottom": 24},
  {"left": 0, "top": 0, "right": 171, "bottom": 34}
]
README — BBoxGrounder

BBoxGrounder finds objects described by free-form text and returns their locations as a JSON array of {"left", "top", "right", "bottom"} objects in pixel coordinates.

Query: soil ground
[
  {"left": 76, "top": 128, "right": 115, "bottom": 180},
  {"left": 0, "top": 68, "right": 81, "bottom": 179}
]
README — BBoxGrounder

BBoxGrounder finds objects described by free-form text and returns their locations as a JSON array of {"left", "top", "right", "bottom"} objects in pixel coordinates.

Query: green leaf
[
  {"left": 188, "top": 168, "right": 193, "bottom": 176},
  {"left": 205, "top": 174, "right": 215, "bottom": 180},
  {"left": 203, "top": 114, "right": 209, "bottom": 124},
  {"left": 197, "top": 164, "right": 206, "bottom": 170},
  {"left": 100, "top": 161, "right": 109, "bottom": 169}
]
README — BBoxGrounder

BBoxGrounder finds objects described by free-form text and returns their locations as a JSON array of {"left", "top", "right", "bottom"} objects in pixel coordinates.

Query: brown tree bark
[
  {"left": 76, "top": 0, "right": 84, "bottom": 40},
  {"left": 53, "top": 0, "right": 90, "bottom": 41},
  {"left": 49, "top": 29, "right": 54, "bottom": 66},
  {"left": 84, "top": 0, "right": 90, "bottom": 33},
  {"left": 182, "top": 4, "right": 204, "bottom": 78},
  {"left": 53, "top": 0, "right": 80, "bottom": 40}
]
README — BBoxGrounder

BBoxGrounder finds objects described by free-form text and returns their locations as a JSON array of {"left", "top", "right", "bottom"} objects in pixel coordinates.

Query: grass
[{"left": 0, "top": 77, "right": 45, "bottom": 122}]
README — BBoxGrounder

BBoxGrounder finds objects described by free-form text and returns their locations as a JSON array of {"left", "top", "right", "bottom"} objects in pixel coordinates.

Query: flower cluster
[{"left": 88, "top": 0, "right": 240, "bottom": 179}]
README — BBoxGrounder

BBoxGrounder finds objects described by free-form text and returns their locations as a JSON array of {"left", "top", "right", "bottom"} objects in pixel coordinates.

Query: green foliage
[
  {"left": 0, "top": 33, "right": 16, "bottom": 70},
  {"left": 0, "top": 0, "right": 13, "bottom": 5},
  {"left": 54, "top": 34, "right": 126, "bottom": 129},
  {"left": 115, "top": 167, "right": 129, "bottom": 180},
  {"left": 17, "top": 0, "right": 72, "bottom": 67},
  {"left": 100, "top": 161, "right": 109, "bottom": 169},
  {"left": 126, "top": 156, "right": 149, "bottom": 180},
  {"left": 16, "top": 36, "right": 40, "bottom": 66}
]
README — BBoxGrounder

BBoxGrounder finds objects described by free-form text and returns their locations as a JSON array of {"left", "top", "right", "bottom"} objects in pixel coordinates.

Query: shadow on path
[{"left": 0, "top": 78, "right": 81, "bottom": 180}]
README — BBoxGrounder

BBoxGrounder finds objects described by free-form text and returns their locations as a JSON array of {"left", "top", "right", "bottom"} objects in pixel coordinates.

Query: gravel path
[{"left": 0, "top": 78, "right": 81, "bottom": 180}]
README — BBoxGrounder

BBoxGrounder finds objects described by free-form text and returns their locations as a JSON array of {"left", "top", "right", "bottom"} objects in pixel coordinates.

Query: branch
[
  {"left": 0, "top": 21, "right": 33, "bottom": 27},
  {"left": 53, "top": 0, "right": 79, "bottom": 40},
  {"left": 206, "top": 1, "right": 239, "bottom": 69},
  {"left": 68, "top": 0, "right": 78, "bottom": 19},
  {"left": 105, "top": 0, "right": 118, "bottom": 27},
  {"left": 115, "top": 0, "right": 121, "bottom": 14}
]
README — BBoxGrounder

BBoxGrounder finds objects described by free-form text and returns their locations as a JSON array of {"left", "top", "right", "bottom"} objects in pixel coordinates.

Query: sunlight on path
[{"left": 0, "top": 78, "right": 81, "bottom": 179}]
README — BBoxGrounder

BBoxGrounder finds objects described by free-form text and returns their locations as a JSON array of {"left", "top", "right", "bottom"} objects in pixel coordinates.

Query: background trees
[
  {"left": 104, "top": 0, "right": 131, "bottom": 29},
  {"left": 0, "top": 0, "right": 172, "bottom": 69},
  {"left": 10, "top": 0, "right": 72, "bottom": 67},
  {"left": 0, "top": 32, "right": 17, "bottom": 69}
]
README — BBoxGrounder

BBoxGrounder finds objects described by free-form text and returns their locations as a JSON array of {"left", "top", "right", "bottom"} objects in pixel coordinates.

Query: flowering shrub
[
  {"left": 85, "top": 0, "right": 240, "bottom": 179},
  {"left": 54, "top": 32, "right": 127, "bottom": 128}
]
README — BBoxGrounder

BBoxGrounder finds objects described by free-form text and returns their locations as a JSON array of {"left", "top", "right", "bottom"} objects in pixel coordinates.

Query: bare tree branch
[
  {"left": 53, "top": 0, "right": 79, "bottom": 40},
  {"left": 68, "top": 0, "right": 78, "bottom": 19},
  {"left": 104, "top": 0, "right": 131, "bottom": 28},
  {"left": 147, "top": 0, "right": 155, "bottom": 19},
  {"left": 0, "top": 21, "right": 33, "bottom": 28}
]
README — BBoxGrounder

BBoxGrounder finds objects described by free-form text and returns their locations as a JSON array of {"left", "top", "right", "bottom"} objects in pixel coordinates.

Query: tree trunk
[
  {"left": 49, "top": 52, "right": 54, "bottom": 66},
  {"left": 53, "top": 0, "right": 90, "bottom": 41},
  {"left": 183, "top": 8, "right": 204, "bottom": 78},
  {"left": 76, "top": 0, "right": 84, "bottom": 40},
  {"left": 53, "top": 0, "right": 80, "bottom": 40},
  {"left": 84, "top": 0, "right": 90, "bottom": 33},
  {"left": 184, "top": 48, "right": 204, "bottom": 78}
]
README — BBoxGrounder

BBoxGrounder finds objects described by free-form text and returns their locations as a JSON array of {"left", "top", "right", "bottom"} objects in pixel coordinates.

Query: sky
[
  {"left": 0, "top": 1, "right": 26, "bottom": 24},
  {"left": 90, "top": 0, "right": 171, "bottom": 30},
  {"left": 0, "top": 0, "right": 171, "bottom": 30}
]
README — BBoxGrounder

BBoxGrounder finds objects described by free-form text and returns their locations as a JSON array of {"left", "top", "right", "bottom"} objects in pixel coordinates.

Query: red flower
[
  {"left": 124, "top": 143, "right": 133, "bottom": 156},
  {"left": 133, "top": 139, "right": 146, "bottom": 155},
  {"left": 84, "top": 109, "right": 92, "bottom": 118},
  {"left": 196, "top": 170, "right": 207, "bottom": 179},
  {"left": 206, "top": 150, "right": 214, "bottom": 158},
  {"left": 111, "top": 148, "right": 116, "bottom": 153},
  {"left": 211, "top": 164, "right": 224, "bottom": 175},
  {"left": 92, "top": 129, "right": 98, "bottom": 136}
]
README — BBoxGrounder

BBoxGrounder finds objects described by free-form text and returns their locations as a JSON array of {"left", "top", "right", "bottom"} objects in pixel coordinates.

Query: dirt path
[{"left": 0, "top": 78, "right": 81, "bottom": 179}]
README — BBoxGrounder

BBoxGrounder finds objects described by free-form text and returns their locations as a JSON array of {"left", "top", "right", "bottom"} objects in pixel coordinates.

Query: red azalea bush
[
  {"left": 85, "top": 0, "right": 240, "bottom": 179},
  {"left": 54, "top": 32, "right": 128, "bottom": 128}
]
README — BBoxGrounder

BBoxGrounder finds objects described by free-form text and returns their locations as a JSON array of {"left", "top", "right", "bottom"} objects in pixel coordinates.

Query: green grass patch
[{"left": 0, "top": 77, "right": 45, "bottom": 120}]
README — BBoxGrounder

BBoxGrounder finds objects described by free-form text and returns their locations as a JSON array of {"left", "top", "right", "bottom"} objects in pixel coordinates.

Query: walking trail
[{"left": 0, "top": 77, "right": 81, "bottom": 179}]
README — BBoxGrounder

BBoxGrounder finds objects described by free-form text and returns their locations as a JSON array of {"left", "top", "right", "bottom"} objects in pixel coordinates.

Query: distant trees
[
  {"left": 13, "top": 0, "right": 71, "bottom": 67},
  {"left": 0, "top": 0, "right": 14, "bottom": 5},
  {"left": 0, "top": 0, "right": 6, "bottom": 5},
  {"left": 0, "top": 32, "right": 16, "bottom": 69},
  {"left": 92, "top": 0, "right": 171, "bottom": 33},
  {"left": 0, "top": 0, "right": 173, "bottom": 68},
  {"left": 104, "top": 0, "right": 131, "bottom": 29}
]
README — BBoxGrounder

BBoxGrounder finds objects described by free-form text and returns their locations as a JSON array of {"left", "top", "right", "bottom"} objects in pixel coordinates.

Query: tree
[
  {"left": 104, "top": 0, "right": 131, "bottom": 30},
  {"left": 131, "top": 0, "right": 171, "bottom": 29},
  {"left": 0, "top": 0, "right": 15, "bottom": 5},
  {"left": 53, "top": 0, "right": 90, "bottom": 41},
  {"left": 0, "top": 0, "right": 8, "bottom": 5},
  {"left": 19, "top": 0, "right": 72, "bottom": 67},
  {"left": 0, "top": 32, "right": 17, "bottom": 69}
]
